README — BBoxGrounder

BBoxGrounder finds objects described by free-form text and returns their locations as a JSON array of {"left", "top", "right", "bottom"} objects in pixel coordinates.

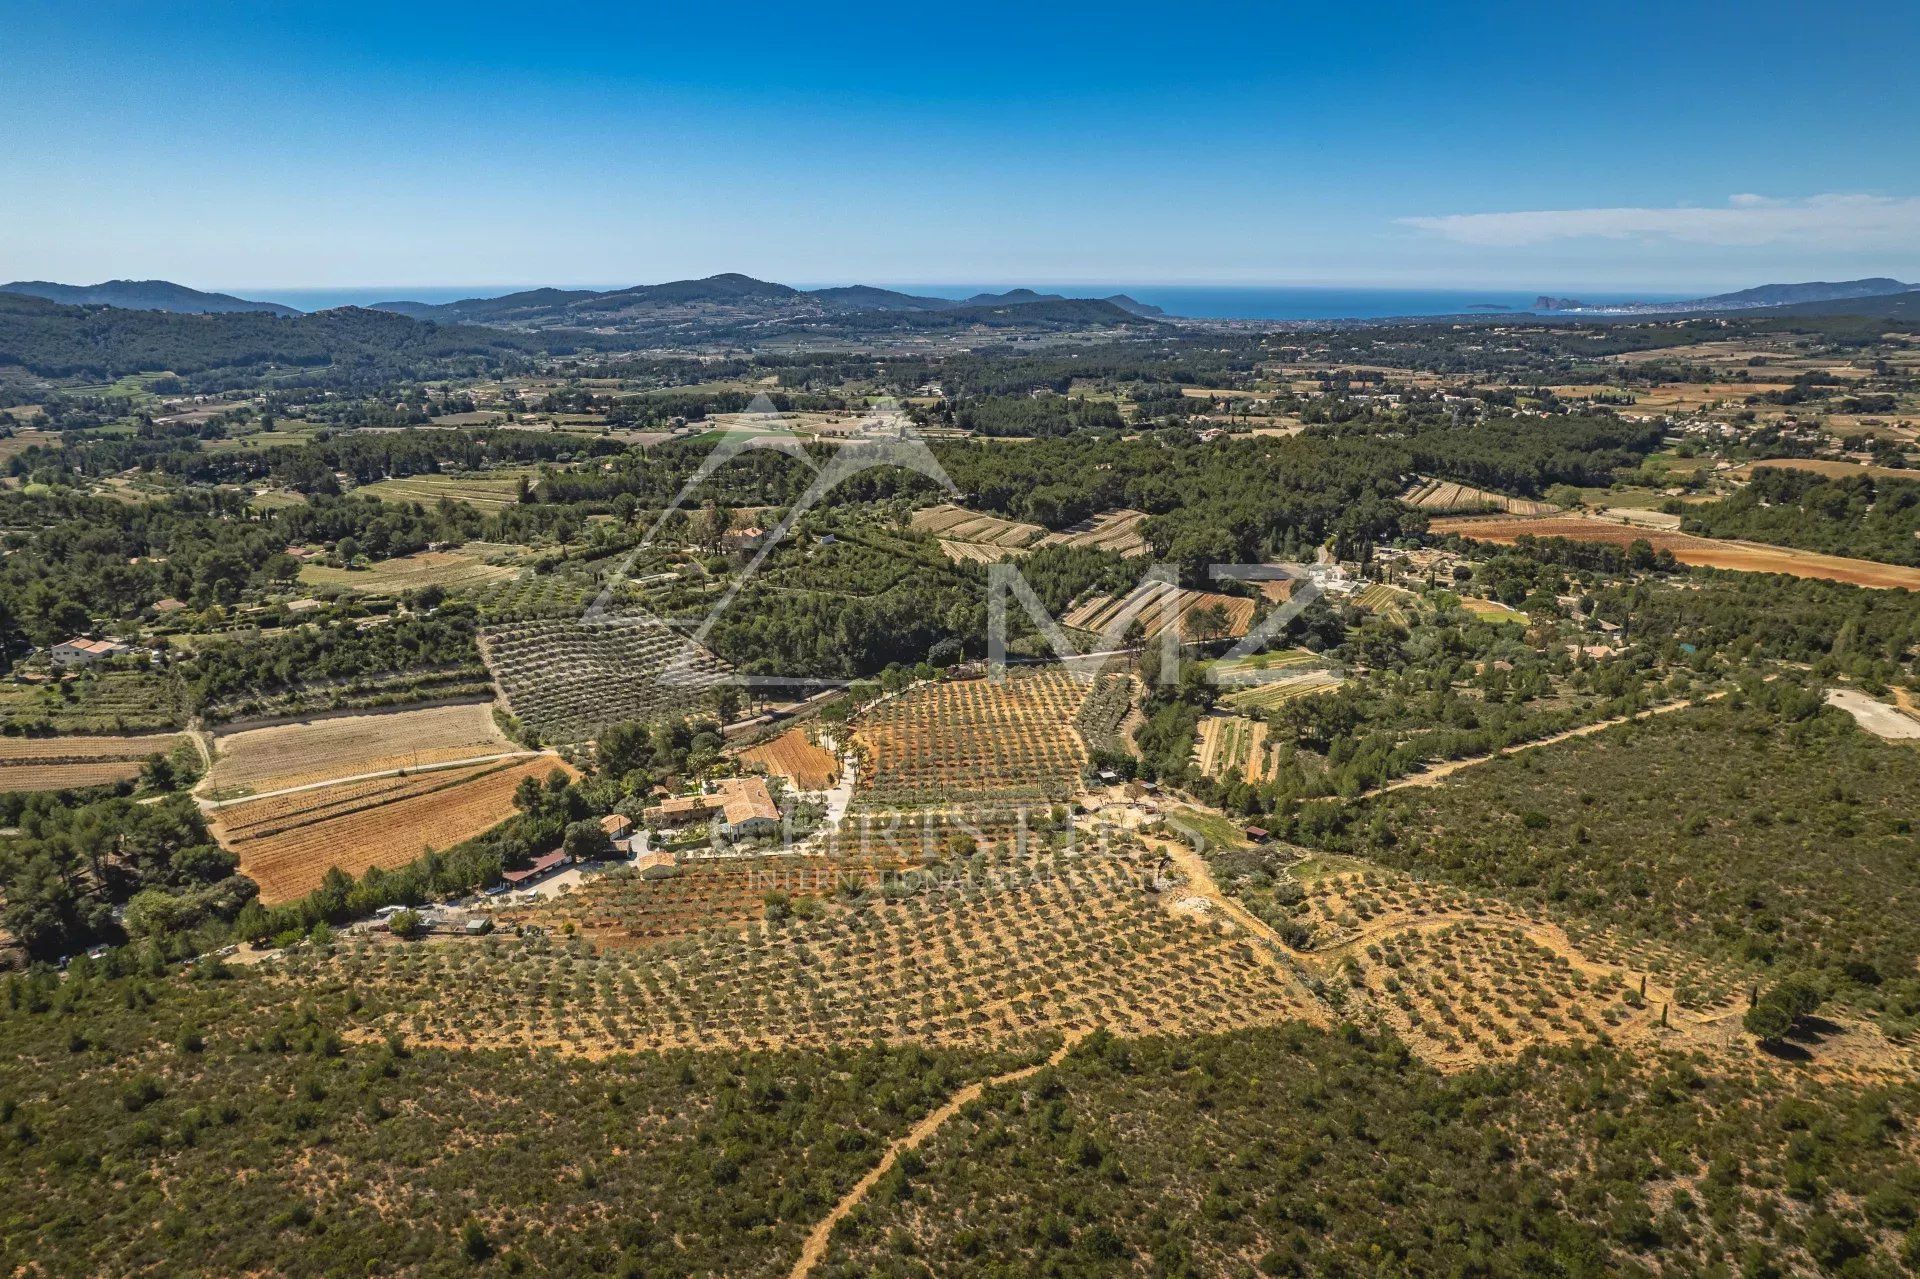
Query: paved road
[{"left": 1826, "top": 687, "right": 1920, "bottom": 740}]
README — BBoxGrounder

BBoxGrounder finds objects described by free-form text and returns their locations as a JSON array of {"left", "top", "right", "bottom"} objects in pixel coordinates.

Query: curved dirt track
[{"left": 787, "top": 1032, "right": 1088, "bottom": 1279}]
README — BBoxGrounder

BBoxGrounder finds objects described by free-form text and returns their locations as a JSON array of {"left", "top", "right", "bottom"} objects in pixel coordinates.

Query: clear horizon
[{"left": 4, "top": 2, "right": 1917, "bottom": 292}]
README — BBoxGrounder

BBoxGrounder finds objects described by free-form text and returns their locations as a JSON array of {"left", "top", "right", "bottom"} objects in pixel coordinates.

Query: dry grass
[
  {"left": 298, "top": 549, "right": 518, "bottom": 596},
  {"left": 1433, "top": 515, "right": 1920, "bottom": 589},
  {"left": 205, "top": 703, "right": 515, "bottom": 797}
]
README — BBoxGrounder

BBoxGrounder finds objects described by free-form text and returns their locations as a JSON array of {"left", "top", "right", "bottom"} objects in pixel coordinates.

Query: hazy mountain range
[
  {"left": 0, "top": 273, "right": 1167, "bottom": 340},
  {"left": 366, "top": 274, "right": 1167, "bottom": 330},
  {"left": 9, "top": 274, "right": 1920, "bottom": 345}
]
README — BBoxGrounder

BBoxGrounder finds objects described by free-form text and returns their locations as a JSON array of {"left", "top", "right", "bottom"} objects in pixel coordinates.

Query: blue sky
[{"left": 3, "top": 0, "right": 1918, "bottom": 293}]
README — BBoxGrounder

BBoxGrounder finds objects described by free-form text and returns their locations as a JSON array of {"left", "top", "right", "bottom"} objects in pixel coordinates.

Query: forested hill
[
  {"left": 370, "top": 273, "right": 1166, "bottom": 336},
  {"left": 0, "top": 293, "right": 603, "bottom": 383},
  {"left": 1740, "top": 288, "right": 1920, "bottom": 320},
  {"left": 0, "top": 279, "right": 299, "bottom": 316}
]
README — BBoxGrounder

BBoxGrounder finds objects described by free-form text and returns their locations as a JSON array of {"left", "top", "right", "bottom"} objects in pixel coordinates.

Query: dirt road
[{"left": 787, "top": 1032, "right": 1088, "bottom": 1279}]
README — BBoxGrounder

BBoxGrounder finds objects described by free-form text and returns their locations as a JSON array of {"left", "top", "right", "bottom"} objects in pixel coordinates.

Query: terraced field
[
  {"left": 1352, "top": 581, "right": 1414, "bottom": 623},
  {"left": 1193, "top": 714, "right": 1271, "bottom": 783},
  {"left": 1401, "top": 476, "right": 1559, "bottom": 515},
  {"left": 852, "top": 670, "right": 1092, "bottom": 806},
  {"left": 356, "top": 469, "right": 534, "bottom": 509},
  {"left": 1063, "top": 581, "right": 1256, "bottom": 641},
  {"left": 909, "top": 504, "right": 1045, "bottom": 551},
  {"left": 307, "top": 841, "right": 1324, "bottom": 1055},
  {"left": 0, "top": 732, "right": 184, "bottom": 793},
  {"left": 0, "top": 672, "right": 182, "bottom": 734},
  {"left": 1221, "top": 668, "right": 1342, "bottom": 712},
  {"left": 204, "top": 702, "right": 515, "bottom": 798},
  {"left": 481, "top": 610, "right": 734, "bottom": 743},
  {"left": 1037, "top": 508, "right": 1151, "bottom": 557}
]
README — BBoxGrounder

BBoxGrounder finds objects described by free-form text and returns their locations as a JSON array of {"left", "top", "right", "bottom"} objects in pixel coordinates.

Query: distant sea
[{"left": 246, "top": 283, "right": 1686, "bottom": 321}]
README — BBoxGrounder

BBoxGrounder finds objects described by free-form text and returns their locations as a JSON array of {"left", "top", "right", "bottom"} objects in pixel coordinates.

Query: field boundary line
[
  {"left": 198, "top": 750, "right": 550, "bottom": 809},
  {"left": 788, "top": 1032, "right": 1088, "bottom": 1279}
]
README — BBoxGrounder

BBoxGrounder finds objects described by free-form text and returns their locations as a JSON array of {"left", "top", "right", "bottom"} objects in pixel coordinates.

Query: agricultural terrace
[
  {"left": 1206, "top": 647, "right": 1321, "bottom": 682},
  {"left": 0, "top": 671, "right": 182, "bottom": 734},
  {"left": 203, "top": 702, "right": 516, "bottom": 798},
  {"left": 852, "top": 669, "right": 1093, "bottom": 806},
  {"left": 1204, "top": 855, "right": 1909, "bottom": 1079},
  {"left": 480, "top": 611, "right": 733, "bottom": 744},
  {"left": 1336, "top": 697, "right": 1920, "bottom": 1029},
  {"left": 1063, "top": 581, "right": 1256, "bottom": 641},
  {"left": 210, "top": 755, "right": 575, "bottom": 904},
  {"left": 495, "top": 850, "right": 906, "bottom": 948},
  {"left": 1400, "top": 476, "right": 1559, "bottom": 515},
  {"left": 1352, "top": 581, "right": 1414, "bottom": 624},
  {"left": 1221, "top": 668, "right": 1342, "bottom": 712},
  {"left": 1193, "top": 715, "right": 1273, "bottom": 784},
  {"left": 1434, "top": 514, "right": 1920, "bottom": 589},
  {"left": 298, "top": 547, "right": 519, "bottom": 597},
  {"left": 1036, "top": 508, "right": 1151, "bottom": 557},
  {"left": 0, "top": 733, "right": 185, "bottom": 794},
  {"left": 738, "top": 726, "right": 840, "bottom": 791},
  {"left": 909, "top": 504, "right": 1045, "bottom": 552},
  {"left": 303, "top": 841, "right": 1323, "bottom": 1055},
  {"left": 1457, "top": 595, "right": 1529, "bottom": 624},
  {"left": 356, "top": 468, "right": 534, "bottom": 509}
]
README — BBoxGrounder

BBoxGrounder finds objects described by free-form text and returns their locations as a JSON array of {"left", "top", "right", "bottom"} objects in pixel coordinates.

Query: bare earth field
[
  {"left": 1824, "top": 687, "right": 1920, "bottom": 741},
  {"left": 0, "top": 732, "right": 184, "bottom": 793},
  {"left": 1730, "top": 457, "right": 1920, "bottom": 481},
  {"left": 209, "top": 755, "right": 575, "bottom": 904},
  {"left": 1433, "top": 514, "right": 1920, "bottom": 589},
  {"left": 298, "top": 548, "right": 519, "bottom": 596},
  {"left": 204, "top": 702, "right": 516, "bottom": 798},
  {"left": 738, "top": 726, "right": 841, "bottom": 791}
]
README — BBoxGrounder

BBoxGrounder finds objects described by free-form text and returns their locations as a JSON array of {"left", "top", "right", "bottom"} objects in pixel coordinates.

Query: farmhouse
[
  {"left": 713, "top": 777, "right": 779, "bottom": 837},
  {"left": 643, "top": 793, "right": 718, "bottom": 828},
  {"left": 51, "top": 637, "right": 132, "bottom": 668},
  {"left": 641, "top": 777, "right": 780, "bottom": 838},
  {"left": 600, "top": 812, "right": 635, "bottom": 853}
]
